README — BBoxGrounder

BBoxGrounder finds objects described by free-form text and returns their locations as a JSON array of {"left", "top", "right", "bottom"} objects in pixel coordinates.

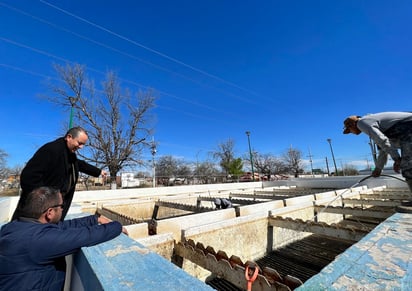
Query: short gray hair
[{"left": 65, "top": 126, "right": 87, "bottom": 138}]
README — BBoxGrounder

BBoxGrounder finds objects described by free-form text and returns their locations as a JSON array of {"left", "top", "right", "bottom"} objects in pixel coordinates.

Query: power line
[
  {"left": 0, "top": 1, "right": 263, "bottom": 106},
  {"left": 0, "top": 60, "right": 241, "bottom": 126},
  {"left": 39, "top": 0, "right": 260, "bottom": 97}
]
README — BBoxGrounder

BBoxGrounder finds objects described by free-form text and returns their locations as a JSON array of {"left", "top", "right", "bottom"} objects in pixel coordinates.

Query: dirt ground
[{"left": 0, "top": 188, "right": 19, "bottom": 197}]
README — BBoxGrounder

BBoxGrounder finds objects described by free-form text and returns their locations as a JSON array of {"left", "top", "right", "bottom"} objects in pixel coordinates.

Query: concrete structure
[
  {"left": 1, "top": 174, "right": 411, "bottom": 290},
  {"left": 297, "top": 212, "right": 412, "bottom": 290}
]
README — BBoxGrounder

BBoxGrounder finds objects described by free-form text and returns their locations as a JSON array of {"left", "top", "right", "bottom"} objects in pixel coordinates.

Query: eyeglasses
[{"left": 42, "top": 203, "right": 64, "bottom": 213}]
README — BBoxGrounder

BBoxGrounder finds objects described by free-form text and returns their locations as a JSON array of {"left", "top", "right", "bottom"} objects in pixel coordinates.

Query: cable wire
[{"left": 311, "top": 174, "right": 407, "bottom": 224}]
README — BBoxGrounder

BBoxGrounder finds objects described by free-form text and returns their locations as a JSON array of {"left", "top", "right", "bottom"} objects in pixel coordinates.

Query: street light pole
[
  {"left": 325, "top": 157, "right": 330, "bottom": 176},
  {"left": 245, "top": 131, "right": 255, "bottom": 181},
  {"left": 327, "top": 138, "right": 338, "bottom": 175},
  {"left": 68, "top": 96, "right": 77, "bottom": 129},
  {"left": 150, "top": 137, "right": 157, "bottom": 187}
]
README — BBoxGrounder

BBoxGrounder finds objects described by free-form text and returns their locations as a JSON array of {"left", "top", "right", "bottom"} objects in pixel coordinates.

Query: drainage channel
[
  {"left": 205, "top": 234, "right": 354, "bottom": 291},
  {"left": 203, "top": 209, "right": 388, "bottom": 291},
  {"left": 255, "top": 234, "right": 354, "bottom": 282}
]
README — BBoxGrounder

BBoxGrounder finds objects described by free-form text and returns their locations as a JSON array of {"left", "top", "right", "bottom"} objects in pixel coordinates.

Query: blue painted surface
[
  {"left": 77, "top": 234, "right": 215, "bottom": 291},
  {"left": 0, "top": 212, "right": 214, "bottom": 290},
  {"left": 297, "top": 213, "right": 412, "bottom": 290}
]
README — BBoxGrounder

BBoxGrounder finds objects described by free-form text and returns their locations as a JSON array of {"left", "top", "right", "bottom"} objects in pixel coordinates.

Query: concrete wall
[
  {"left": 72, "top": 181, "right": 264, "bottom": 203},
  {"left": 0, "top": 196, "right": 18, "bottom": 222},
  {"left": 181, "top": 212, "right": 269, "bottom": 281},
  {"left": 69, "top": 232, "right": 214, "bottom": 291},
  {"left": 265, "top": 174, "right": 408, "bottom": 190},
  {"left": 137, "top": 233, "right": 175, "bottom": 260},
  {"left": 156, "top": 208, "right": 237, "bottom": 241}
]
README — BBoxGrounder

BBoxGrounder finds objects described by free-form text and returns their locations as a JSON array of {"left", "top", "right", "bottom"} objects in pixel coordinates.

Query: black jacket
[{"left": 16, "top": 137, "right": 101, "bottom": 220}]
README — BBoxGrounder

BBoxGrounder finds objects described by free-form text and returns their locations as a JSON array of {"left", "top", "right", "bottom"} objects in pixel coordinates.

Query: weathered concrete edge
[
  {"left": 296, "top": 212, "right": 412, "bottom": 290},
  {"left": 73, "top": 233, "right": 214, "bottom": 290}
]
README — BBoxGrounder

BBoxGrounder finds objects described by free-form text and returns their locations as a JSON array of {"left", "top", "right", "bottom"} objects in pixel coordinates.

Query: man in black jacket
[{"left": 13, "top": 127, "right": 107, "bottom": 220}]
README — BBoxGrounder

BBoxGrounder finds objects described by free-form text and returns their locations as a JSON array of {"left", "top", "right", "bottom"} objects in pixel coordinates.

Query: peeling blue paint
[
  {"left": 298, "top": 213, "right": 412, "bottom": 290},
  {"left": 75, "top": 234, "right": 214, "bottom": 290}
]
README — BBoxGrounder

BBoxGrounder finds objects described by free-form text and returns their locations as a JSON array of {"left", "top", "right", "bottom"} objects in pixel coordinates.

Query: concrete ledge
[
  {"left": 72, "top": 182, "right": 264, "bottom": 203},
  {"left": 182, "top": 212, "right": 270, "bottom": 263},
  {"left": 71, "top": 233, "right": 214, "bottom": 290},
  {"left": 137, "top": 233, "right": 174, "bottom": 247},
  {"left": 137, "top": 233, "right": 175, "bottom": 260},
  {"left": 297, "top": 212, "right": 412, "bottom": 290},
  {"left": 156, "top": 208, "right": 236, "bottom": 241},
  {"left": 284, "top": 195, "right": 315, "bottom": 207},
  {"left": 125, "top": 223, "right": 149, "bottom": 239},
  {"left": 238, "top": 200, "right": 284, "bottom": 216},
  {"left": 314, "top": 190, "right": 336, "bottom": 201},
  {"left": 183, "top": 211, "right": 268, "bottom": 238},
  {"left": 0, "top": 196, "right": 18, "bottom": 222},
  {"left": 269, "top": 202, "right": 314, "bottom": 220}
]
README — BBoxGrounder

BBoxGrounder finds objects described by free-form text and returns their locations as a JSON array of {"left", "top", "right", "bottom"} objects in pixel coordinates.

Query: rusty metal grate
[{"left": 254, "top": 234, "right": 354, "bottom": 283}]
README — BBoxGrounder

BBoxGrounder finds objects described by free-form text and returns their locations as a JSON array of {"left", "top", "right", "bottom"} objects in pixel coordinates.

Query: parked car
[{"left": 239, "top": 172, "right": 260, "bottom": 182}]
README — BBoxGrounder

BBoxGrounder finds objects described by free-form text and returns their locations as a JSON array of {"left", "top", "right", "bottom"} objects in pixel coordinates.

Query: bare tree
[
  {"left": 211, "top": 139, "right": 237, "bottom": 176},
  {"left": 283, "top": 147, "right": 304, "bottom": 178},
  {"left": 253, "top": 153, "right": 287, "bottom": 177},
  {"left": 0, "top": 149, "right": 9, "bottom": 180},
  {"left": 155, "top": 155, "right": 191, "bottom": 185},
  {"left": 48, "top": 63, "right": 156, "bottom": 182},
  {"left": 194, "top": 161, "right": 220, "bottom": 184},
  {"left": 342, "top": 164, "right": 359, "bottom": 176}
]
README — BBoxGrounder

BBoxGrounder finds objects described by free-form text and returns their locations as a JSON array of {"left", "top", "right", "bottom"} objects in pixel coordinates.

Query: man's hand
[
  {"left": 372, "top": 168, "right": 382, "bottom": 177},
  {"left": 101, "top": 170, "right": 108, "bottom": 177},
  {"left": 98, "top": 215, "right": 128, "bottom": 235},
  {"left": 97, "top": 214, "right": 112, "bottom": 224},
  {"left": 393, "top": 158, "right": 401, "bottom": 173}
]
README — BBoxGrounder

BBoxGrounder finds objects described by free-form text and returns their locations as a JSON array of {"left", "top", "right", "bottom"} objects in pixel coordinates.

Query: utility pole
[
  {"left": 327, "top": 138, "right": 338, "bottom": 176},
  {"left": 150, "top": 137, "right": 157, "bottom": 187},
  {"left": 307, "top": 147, "right": 314, "bottom": 177},
  {"left": 245, "top": 131, "right": 255, "bottom": 181},
  {"left": 68, "top": 96, "right": 77, "bottom": 129},
  {"left": 325, "top": 157, "right": 330, "bottom": 176}
]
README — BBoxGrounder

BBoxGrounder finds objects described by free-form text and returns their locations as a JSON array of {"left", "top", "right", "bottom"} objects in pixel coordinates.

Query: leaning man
[
  {"left": 343, "top": 111, "right": 412, "bottom": 202},
  {"left": 0, "top": 187, "right": 123, "bottom": 290},
  {"left": 13, "top": 126, "right": 107, "bottom": 221}
]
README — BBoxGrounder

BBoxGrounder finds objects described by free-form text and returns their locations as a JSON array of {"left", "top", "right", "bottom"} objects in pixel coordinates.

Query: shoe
[{"left": 401, "top": 200, "right": 412, "bottom": 207}]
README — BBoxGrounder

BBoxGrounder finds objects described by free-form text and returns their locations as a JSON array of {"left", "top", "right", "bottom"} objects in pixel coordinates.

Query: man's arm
[
  {"left": 61, "top": 214, "right": 128, "bottom": 235},
  {"left": 359, "top": 123, "right": 400, "bottom": 162},
  {"left": 59, "top": 214, "right": 99, "bottom": 229},
  {"left": 77, "top": 160, "right": 104, "bottom": 177},
  {"left": 31, "top": 219, "right": 123, "bottom": 261}
]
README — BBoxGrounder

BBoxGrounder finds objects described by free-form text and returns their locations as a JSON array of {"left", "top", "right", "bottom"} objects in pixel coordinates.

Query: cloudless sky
[{"left": 1, "top": 0, "right": 412, "bottom": 173}]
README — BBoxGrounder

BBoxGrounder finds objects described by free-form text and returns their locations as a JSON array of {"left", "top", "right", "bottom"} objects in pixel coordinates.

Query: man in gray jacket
[{"left": 343, "top": 112, "right": 412, "bottom": 198}]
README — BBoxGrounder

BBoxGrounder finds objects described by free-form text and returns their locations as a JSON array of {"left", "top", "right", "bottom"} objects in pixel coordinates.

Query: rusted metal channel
[{"left": 174, "top": 239, "right": 301, "bottom": 291}]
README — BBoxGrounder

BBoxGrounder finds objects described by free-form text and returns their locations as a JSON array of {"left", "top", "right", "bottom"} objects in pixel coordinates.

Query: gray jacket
[{"left": 357, "top": 112, "right": 412, "bottom": 170}]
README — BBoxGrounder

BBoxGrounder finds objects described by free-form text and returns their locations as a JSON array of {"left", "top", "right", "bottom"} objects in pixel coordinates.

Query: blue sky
[{"left": 1, "top": 0, "right": 412, "bottom": 173}]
